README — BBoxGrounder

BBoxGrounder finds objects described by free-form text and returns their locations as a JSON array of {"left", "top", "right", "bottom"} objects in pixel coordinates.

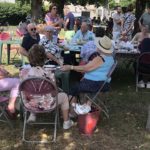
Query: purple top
[
  {"left": 45, "top": 13, "right": 59, "bottom": 23},
  {"left": 45, "top": 12, "right": 60, "bottom": 35},
  {"left": 64, "top": 12, "right": 75, "bottom": 30}
]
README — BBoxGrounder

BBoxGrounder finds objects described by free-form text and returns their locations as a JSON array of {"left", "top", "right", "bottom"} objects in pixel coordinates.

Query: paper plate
[{"left": 44, "top": 65, "right": 56, "bottom": 68}]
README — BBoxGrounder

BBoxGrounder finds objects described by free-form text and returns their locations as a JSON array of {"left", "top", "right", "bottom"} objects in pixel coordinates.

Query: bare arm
[
  {"left": 113, "top": 17, "right": 122, "bottom": 24},
  {"left": 131, "top": 33, "right": 139, "bottom": 43},
  {"left": 61, "top": 56, "right": 104, "bottom": 73},
  {"left": 46, "top": 52, "right": 61, "bottom": 65},
  {"left": 0, "top": 66, "right": 11, "bottom": 79},
  {"left": 46, "top": 17, "right": 63, "bottom": 30},
  {"left": 138, "top": 15, "right": 143, "bottom": 31},
  {"left": 64, "top": 18, "right": 69, "bottom": 31},
  {"left": 121, "top": 18, "right": 124, "bottom": 31},
  {"left": 19, "top": 47, "right": 29, "bottom": 57}
]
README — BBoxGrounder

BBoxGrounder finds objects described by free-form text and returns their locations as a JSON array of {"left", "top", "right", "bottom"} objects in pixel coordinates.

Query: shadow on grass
[{"left": 0, "top": 56, "right": 150, "bottom": 150}]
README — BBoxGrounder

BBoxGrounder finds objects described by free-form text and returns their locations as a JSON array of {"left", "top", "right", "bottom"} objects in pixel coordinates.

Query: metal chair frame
[
  {"left": 0, "top": 96, "right": 13, "bottom": 128},
  {"left": 19, "top": 77, "right": 59, "bottom": 143},
  {"left": 136, "top": 52, "right": 150, "bottom": 92},
  {"left": 84, "top": 61, "right": 117, "bottom": 118}
]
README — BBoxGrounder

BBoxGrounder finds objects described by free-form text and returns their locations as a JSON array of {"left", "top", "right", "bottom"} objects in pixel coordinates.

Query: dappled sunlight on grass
[
  {"left": 64, "top": 142, "right": 76, "bottom": 150},
  {"left": 63, "top": 132, "right": 72, "bottom": 140},
  {"left": 0, "top": 49, "right": 150, "bottom": 149},
  {"left": 145, "top": 133, "right": 150, "bottom": 139}
]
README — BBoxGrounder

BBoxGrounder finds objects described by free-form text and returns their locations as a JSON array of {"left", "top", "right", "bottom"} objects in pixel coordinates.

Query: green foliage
[
  {"left": 0, "top": 3, "right": 31, "bottom": 25},
  {"left": 109, "top": 0, "right": 136, "bottom": 8}
]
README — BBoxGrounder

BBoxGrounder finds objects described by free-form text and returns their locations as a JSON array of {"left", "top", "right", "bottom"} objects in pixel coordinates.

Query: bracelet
[{"left": 70, "top": 65, "right": 74, "bottom": 70}]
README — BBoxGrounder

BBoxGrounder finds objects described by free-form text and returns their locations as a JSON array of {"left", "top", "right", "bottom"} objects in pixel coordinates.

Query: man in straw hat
[{"left": 61, "top": 36, "right": 114, "bottom": 115}]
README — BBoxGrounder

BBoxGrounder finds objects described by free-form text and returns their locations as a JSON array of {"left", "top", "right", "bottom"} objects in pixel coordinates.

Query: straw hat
[{"left": 95, "top": 36, "right": 113, "bottom": 54}]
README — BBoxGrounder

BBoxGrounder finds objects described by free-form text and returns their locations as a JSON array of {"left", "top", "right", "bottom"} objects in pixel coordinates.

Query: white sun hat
[{"left": 95, "top": 36, "right": 113, "bottom": 54}]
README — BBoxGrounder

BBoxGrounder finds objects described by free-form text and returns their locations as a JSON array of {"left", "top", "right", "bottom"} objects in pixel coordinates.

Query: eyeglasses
[
  {"left": 30, "top": 28, "right": 36, "bottom": 31},
  {"left": 52, "top": 7, "right": 57, "bottom": 10}
]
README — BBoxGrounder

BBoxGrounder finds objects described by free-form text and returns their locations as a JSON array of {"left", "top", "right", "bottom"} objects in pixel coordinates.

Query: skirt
[{"left": 69, "top": 78, "right": 109, "bottom": 96}]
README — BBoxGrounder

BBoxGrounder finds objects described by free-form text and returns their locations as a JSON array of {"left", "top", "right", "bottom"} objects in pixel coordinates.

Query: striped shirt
[{"left": 122, "top": 12, "right": 136, "bottom": 35}]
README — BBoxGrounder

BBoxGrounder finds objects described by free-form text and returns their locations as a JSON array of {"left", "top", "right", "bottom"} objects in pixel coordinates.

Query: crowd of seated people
[
  {"left": 0, "top": 2, "right": 95, "bottom": 118},
  {"left": 2, "top": 2, "right": 150, "bottom": 134}
]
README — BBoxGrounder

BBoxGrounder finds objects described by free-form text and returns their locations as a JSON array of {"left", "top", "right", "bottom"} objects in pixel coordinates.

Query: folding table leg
[
  {"left": 7, "top": 44, "right": 10, "bottom": 65},
  {"left": 0, "top": 42, "right": 3, "bottom": 64}
]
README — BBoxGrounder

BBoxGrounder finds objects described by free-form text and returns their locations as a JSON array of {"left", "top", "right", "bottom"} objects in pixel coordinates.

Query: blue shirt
[
  {"left": 72, "top": 30, "right": 95, "bottom": 43},
  {"left": 84, "top": 55, "right": 114, "bottom": 81}
]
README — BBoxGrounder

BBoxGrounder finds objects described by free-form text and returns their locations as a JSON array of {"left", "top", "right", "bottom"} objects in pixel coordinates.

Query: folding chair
[
  {"left": 0, "top": 96, "right": 13, "bottom": 128},
  {"left": 136, "top": 52, "right": 150, "bottom": 92},
  {"left": 84, "top": 61, "right": 117, "bottom": 118},
  {"left": 19, "top": 77, "right": 59, "bottom": 143}
]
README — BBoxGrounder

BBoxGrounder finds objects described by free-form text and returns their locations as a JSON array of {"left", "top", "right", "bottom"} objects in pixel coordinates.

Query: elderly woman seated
[
  {"left": 61, "top": 36, "right": 114, "bottom": 114},
  {"left": 20, "top": 44, "right": 73, "bottom": 129},
  {"left": 39, "top": 26, "right": 62, "bottom": 65}
]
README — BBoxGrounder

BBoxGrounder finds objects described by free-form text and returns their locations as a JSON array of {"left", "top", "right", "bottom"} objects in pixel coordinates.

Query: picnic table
[
  {"left": 113, "top": 41, "right": 140, "bottom": 58},
  {"left": 113, "top": 40, "right": 140, "bottom": 69}
]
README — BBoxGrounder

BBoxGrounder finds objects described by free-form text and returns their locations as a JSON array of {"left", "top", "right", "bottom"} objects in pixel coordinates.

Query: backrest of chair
[
  {"left": 19, "top": 77, "right": 58, "bottom": 112},
  {"left": 137, "top": 52, "right": 150, "bottom": 75},
  {"left": 106, "top": 61, "right": 118, "bottom": 80},
  {"left": 92, "top": 61, "right": 117, "bottom": 100},
  {"left": 19, "top": 77, "right": 57, "bottom": 96},
  {"left": 138, "top": 52, "right": 150, "bottom": 65}
]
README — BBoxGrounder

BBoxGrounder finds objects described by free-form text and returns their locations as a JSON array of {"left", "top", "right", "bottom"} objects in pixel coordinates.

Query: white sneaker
[
  {"left": 137, "top": 80, "right": 145, "bottom": 88},
  {"left": 146, "top": 82, "right": 150, "bottom": 89},
  {"left": 74, "top": 103, "right": 91, "bottom": 115},
  {"left": 63, "top": 120, "right": 74, "bottom": 129},
  {"left": 27, "top": 113, "right": 36, "bottom": 123}
]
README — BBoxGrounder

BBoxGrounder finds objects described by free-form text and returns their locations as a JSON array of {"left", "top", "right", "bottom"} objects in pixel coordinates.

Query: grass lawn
[{"left": 0, "top": 44, "right": 150, "bottom": 150}]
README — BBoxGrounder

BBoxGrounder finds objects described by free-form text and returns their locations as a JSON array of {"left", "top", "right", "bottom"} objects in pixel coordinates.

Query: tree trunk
[
  {"left": 31, "top": 0, "right": 43, "bottom": 22},
  {"left": 134, "top": 0, "right": 148, "bottom": 34}
]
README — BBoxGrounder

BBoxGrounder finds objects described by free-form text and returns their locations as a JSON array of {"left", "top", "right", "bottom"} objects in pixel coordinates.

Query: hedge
[{"left": 0, "top": 3, "right": 31, "bottom": 25}]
